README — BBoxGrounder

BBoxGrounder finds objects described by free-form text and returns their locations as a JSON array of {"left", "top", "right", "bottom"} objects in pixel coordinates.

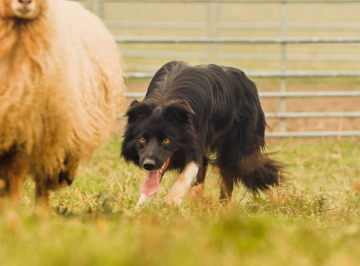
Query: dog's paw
[
  {"left": 164, "top": 194, "right": 183, "bottom": 207},
  {"left": 136, "top": 193, "right": 153, "bottom": 207}
]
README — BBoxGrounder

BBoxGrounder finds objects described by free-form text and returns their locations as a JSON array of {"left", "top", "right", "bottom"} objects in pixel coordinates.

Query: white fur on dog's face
[{"left": 11, "top": 0, "right": 38, "bottom": 19}]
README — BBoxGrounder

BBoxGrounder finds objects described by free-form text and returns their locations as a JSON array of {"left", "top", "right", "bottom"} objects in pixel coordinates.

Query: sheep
[{"left": 0, "top": 0, "right": 125, "bottom": 207}]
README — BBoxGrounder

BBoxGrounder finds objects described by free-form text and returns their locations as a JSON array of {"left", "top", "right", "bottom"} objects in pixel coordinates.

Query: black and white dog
[{"left": 121, "top": 61, "right": 283, "bottom": 206}]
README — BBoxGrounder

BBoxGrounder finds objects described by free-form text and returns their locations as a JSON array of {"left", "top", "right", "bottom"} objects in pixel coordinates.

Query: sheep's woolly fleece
[{"left": 0, "top": 0, "right": 125, "bottom": 176}]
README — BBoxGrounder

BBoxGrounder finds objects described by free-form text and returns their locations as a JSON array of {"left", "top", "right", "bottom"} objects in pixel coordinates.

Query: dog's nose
[{"left": 143, "top": 159, "right": 156, "bottom": 171}]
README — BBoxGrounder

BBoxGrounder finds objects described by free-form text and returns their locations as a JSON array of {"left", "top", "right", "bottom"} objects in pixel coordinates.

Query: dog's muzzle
[{"left": 143, "top": 159, "right": 156, "bottom": 171}]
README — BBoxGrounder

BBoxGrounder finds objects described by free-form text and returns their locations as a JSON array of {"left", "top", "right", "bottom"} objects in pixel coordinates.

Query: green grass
[{"left": 1, "top": 135, "right": 360, "bottom": 266}]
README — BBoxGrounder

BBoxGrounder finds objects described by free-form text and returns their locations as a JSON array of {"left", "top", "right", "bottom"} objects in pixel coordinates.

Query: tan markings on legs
[
  {"left": 164, "top": 162, "right": 199, "bottom": 206},
  {"left": 189, "top": 183, "right": 205, "bottom": 201},
  {"left": 189, "top": 159, "right": 207, "bottom": 201},
  {"left": 219, "top": 169, "right": 234, "bottom": 203}
]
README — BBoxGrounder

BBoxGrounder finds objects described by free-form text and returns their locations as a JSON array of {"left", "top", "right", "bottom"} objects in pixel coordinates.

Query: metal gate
[{"left": 79, "top": 0, "right": 360, "bottom": 138}]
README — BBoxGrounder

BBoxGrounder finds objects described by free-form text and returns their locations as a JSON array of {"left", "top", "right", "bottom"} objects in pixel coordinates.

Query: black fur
[{"left": 121, "top": 61, "right": 283, "bottom": 200}]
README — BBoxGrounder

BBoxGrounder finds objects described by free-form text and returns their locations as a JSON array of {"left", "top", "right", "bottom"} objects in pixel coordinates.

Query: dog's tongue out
[
  {"left": 141, "top": 171, "right": 161, "bottom": 197},
  {"left": 141, "top": 158, "right": 170, "bottom": 197}
]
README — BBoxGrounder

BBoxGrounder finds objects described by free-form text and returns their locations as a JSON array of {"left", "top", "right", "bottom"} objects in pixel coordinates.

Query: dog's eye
[
  {"left": 139, "top": 138, "right": 146, "bottom": 143},
  {"left": 162, "top": 139, "right": 170, "bottom": 145}
]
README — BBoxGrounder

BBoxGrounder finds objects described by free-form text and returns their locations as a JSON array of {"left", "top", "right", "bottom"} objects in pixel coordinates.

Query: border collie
[{"left": 121, "top": 61, "right": 283, "bottom": 206}]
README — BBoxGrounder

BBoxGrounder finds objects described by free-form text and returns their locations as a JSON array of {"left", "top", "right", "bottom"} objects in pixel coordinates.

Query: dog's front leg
[
  {"left": 136, "top": 193, "right": 154, "bottom": 207},
  {"left": 164, "top": 162, "right": 199, "bottom": 206}
]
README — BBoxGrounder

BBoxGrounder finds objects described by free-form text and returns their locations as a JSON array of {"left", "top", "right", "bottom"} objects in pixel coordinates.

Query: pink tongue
[{"left": 141, "top": 170, "right": 161, "bottom": 197}]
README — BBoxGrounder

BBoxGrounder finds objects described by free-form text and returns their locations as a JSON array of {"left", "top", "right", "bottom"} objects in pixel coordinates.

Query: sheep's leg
[
  {"left": 0, "top": 151, "right": 29, "bottom": 204},
  {"left": 35, "top": 156, "right": 80, "bottom": 208},
  {"left": 35, "top": 180, "right": 51, "bottom": 208},
  {"left": 8, "top": 158, "right": 29, "bottom": 202},
  {"left": 0, "top": 165, "right": 7, "bottom": 198},
  {"left": 0, "top": 154, "right": 10, "bottom": 200},
  {"left": 0, "top": 171, "right": 8, "bottom": 200},
  {"left": 58, "top": 156, "right": 79, "bottom": 188}
]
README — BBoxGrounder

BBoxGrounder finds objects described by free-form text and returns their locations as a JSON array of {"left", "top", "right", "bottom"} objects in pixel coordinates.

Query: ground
[
  {"left": 1, "top": 1, "right": 360, "bottom": 265},
  {"left": 1, "top": 136, "right": 360, "bottom": 266}
]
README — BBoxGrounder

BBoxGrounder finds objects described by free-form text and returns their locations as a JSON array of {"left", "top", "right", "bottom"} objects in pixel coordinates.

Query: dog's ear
[
  {"left": 163, "top": 99, "right": 195, "bottom": 124},
  {"left": 125, "top": 100, "right": 151, "bottom": 123}
]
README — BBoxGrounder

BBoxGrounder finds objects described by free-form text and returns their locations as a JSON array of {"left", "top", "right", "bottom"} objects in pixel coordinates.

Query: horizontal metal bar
[
  {"left": 125, "top": 92, "right": 146, "bottom": 98},
  {"left": 122, "top": 50, "right": 207, "bottom": 59},
  {"left": 105, "top": 20, "right": 206, "bottom": 30},
  {"left": 117, "top": 111, "right": 360, "bottom": 119},
  {"left": 260, "top": 91, "right": 360, "bottom": 98},
  {"left": 252, "top": 71, "right": 360, "bottom": 78},
  {"left": 220, "top": 22, "right": 360, "bottom": 31},
  {"left": 105, "top": 21, "right": 360, "bottom": 31},
  {"left": 125, "top": 73, "right": 153, "bottom": 79},
  {"left": 266, "top": 112, "right": 360, "bottom": 118},
  {"left": 266, "top": 131, "right": 360, "bottom": 138},
  {"left": 124, "top": 91, "right": 360, "bottom": 99},
  {"left": 124, "top": 65, "right": 162, "bottom": 72},
  {"left": 125, "top": 71, "right": 360, "bottom": 79},
  {"left": 115, "top": 36, "right": 360, "bottom": 44},
  {"left": 122, "top": 51, "right": 360, "bottom": 62},
  {"left": 219, "top": 53, "right": 360, "bottom": 62},
  {"left": 103, "top": 0, "right": 360, "bottom": 3}
]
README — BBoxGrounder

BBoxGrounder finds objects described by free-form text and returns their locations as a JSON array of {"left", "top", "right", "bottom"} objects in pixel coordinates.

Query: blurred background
[{"left": 77, "top": 0, "right": 360, "bottom": 138}]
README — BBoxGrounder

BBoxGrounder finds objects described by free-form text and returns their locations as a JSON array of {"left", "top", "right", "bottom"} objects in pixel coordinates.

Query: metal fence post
[
  {"left": 215, "top": 3, "right": 221, "bottom": 64},
  {"left": 91, "top": 0, "right": 360, "bottom": 138},
  {"left": 206, "top": 3, "right": 212, "bottom": 64},
  {"left": 98, "top": 0, "right": 104, "bottom": 19},
  {"left": 86, "top": 0, "right": 93, "bottom": 11},
  {"left": 280, "top": 1, "right": 287, "bottom": 133}
]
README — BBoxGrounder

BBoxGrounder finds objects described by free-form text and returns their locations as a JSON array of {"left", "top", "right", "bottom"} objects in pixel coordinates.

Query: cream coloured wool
[{"left": 0, "top": 0, "right": 124, "bottom": 206}]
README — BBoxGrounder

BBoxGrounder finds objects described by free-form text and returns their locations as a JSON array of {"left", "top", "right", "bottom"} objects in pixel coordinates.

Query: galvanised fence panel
[{"left": 77, "top": 0, "right": 360, "bottom": 138}]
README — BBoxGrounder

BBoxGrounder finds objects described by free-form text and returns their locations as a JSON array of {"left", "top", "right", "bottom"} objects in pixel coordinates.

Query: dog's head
[
  {"left": 122, "top": 98, "right": 195, "bottom": 169},
  {"left": 121, "top": 99, "right": 196, "bottom": 196}
]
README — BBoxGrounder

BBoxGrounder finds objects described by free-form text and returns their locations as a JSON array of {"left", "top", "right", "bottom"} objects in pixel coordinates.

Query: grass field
[
  {"left": 1, "top": 135, "right": 360, "bottom": 266},
  {"left": 1, "top": 2, "right": 359, "bottom": 266}
]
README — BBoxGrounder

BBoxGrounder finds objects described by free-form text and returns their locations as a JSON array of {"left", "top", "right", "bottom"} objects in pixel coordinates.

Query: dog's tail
[{"left": 239, "top": 154, "right": 284, "bottom": 194}]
